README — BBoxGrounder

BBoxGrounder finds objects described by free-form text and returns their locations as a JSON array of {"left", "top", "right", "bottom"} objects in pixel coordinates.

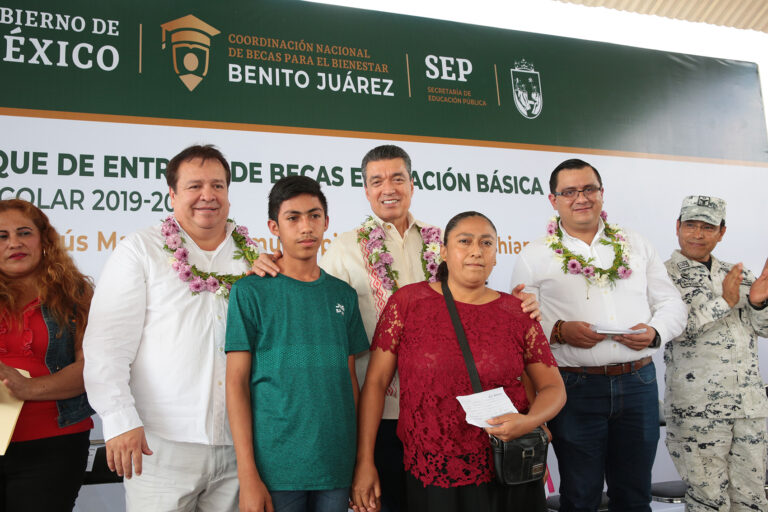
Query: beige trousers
[{"left": 123, "top": 431, "right": 239, "bottom": 512}]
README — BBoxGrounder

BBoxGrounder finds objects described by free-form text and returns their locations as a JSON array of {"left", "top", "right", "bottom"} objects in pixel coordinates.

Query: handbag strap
[{"left": 441, "top": 280, "right": 483, "bottom": 394}]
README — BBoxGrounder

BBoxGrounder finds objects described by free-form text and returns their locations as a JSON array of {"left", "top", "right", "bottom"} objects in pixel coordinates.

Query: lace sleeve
[
  {"left": 371, "top": 295, "right": 405, "bottom": 354},
  {"left": 523, "top": 320, "right": 557, "bottom": 367}
]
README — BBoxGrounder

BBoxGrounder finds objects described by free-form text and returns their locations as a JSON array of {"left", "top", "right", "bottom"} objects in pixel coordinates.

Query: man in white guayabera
[
  {"left": 511, "top": 158, "right": 686, "bottom": 512},
  {"left": 83, "top": 144, "right": 260, "bottom": 511}
]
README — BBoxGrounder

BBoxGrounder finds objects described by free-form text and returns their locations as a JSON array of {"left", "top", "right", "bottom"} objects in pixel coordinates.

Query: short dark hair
[
  {"left": 361, "top": 145, "right": 412, "bottom": 185},
  {"left": 436, "top": 211, "right": 497, "bottom": 282},
  {"left": 268, "top": 175, "right": 328, "bottom": 222},
  {"left": 166, "top": 144, "right": 231, "bottom": 191},
  {"left": 549, "top": 158, "right": 602, "bottom": 194}
]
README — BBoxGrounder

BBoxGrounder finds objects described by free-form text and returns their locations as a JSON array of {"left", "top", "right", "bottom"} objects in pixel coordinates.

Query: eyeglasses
[{"left": 553, "top": 185, "right": 603, "bottom": 200}]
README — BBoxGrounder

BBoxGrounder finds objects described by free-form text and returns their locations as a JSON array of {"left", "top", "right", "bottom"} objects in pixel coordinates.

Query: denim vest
[{"left": 40, "top": 304, "right": 95, "bottom": 427}]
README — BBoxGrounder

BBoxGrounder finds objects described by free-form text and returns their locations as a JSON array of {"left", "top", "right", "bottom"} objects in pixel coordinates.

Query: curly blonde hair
[{"left": 0, "top": 199, "right": 94, "bottom": 342}]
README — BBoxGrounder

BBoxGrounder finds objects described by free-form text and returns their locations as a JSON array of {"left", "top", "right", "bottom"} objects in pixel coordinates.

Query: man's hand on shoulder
[
  {"left": 106, "top": 426, "right": 153, "bottom": 479},
  {"left": 511, "top": 284, "right": 541, "bottom": 321},
  {"left": 248, "top": 251, "right": 282, "bottom": 277},
  {"left": 613, "top": 323, "right": 656, "bottom": 351},
  {"left": 722, "top": 263, "right": 744, "bottom": 308},
  {"left": 748, "top": 258, "right": 768, "bottom": 307},
  {"left": 559, "top": 321, "right": 606, "bottom": 348}
]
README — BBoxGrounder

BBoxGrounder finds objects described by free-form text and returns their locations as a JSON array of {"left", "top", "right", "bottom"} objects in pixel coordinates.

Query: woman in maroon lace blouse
[{"left": 351, "top": 211, "right": 566, "bottom": 512}]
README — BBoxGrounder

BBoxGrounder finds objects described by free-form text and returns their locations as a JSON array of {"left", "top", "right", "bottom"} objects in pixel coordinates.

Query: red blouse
[
  {"left": 371, "top": 282, "right": 557, "bottom": 488},
  {"left": 0, "top": 299, "right": 93, "bottom": 442}
]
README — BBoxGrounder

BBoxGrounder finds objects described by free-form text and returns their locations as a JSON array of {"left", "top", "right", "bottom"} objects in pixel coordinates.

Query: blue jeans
[
  {"left": 270, "top": 488, "right": 349, "bottom": 512},
  {"left": 548, "top": 362, "right": 659, "bottom": 512}
]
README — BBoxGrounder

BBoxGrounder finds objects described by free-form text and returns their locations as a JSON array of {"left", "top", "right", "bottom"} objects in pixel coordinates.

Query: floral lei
[
  {"left": 161, "top": 215, "right": 260, "bottom": 298},
  {"left": 357, "top": 216, "right": 442, "bottom": 292},
  {"left": 545, "top": 211, "right": 631, "bottom": 288}
]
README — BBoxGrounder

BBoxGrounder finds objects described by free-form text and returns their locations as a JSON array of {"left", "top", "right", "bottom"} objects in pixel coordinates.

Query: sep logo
[
  {"left": 161, "top": 14, "right": 219, "bottom": 91},
  {"left": 510, "top": 59, "right": 542, "bottom": 119}
]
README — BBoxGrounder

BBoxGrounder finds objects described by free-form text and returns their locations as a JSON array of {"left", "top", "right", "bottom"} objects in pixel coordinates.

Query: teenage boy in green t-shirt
[{"left": 225, "top": 175, "right": 368, "bottom": 512}]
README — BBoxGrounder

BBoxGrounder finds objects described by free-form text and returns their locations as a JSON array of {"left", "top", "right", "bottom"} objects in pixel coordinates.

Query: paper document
[
  {"left": 591, "top": 324, "right": 647, "bottom": 335},
  {"left": 0, "top": 368, "right": 30, "bottom": 455},
  {"left": 456, "top": 387, "right": 518, "bottom": 429}
]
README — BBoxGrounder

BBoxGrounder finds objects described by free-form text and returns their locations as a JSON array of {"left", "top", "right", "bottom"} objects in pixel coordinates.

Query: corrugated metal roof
[{"left": 556, "top": 0, "right": 768, "bottom": 33}]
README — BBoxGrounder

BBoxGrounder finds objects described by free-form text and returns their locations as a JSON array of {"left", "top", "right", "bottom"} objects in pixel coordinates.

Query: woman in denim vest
[{"left": 0, "top": 199, "right": 95, "bottom": 511}]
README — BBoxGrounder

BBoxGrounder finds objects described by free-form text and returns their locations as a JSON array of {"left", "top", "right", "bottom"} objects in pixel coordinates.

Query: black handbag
[{"left": 441, "top": 280, "right": 549, "bottom": 486}]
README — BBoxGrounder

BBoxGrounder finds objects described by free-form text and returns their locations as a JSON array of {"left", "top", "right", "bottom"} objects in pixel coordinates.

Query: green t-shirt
[{"left": 225, "top": 270, "right": 369, "bottom": 490}]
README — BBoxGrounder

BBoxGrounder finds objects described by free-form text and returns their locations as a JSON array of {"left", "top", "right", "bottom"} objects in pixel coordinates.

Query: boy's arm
[{"left": 226, "top": 351, "right": 273, "bottom": 512}]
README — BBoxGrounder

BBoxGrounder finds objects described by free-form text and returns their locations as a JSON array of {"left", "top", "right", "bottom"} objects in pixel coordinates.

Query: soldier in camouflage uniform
[{"left": 664, "top": 195, "right": 768, "bottom": 511}]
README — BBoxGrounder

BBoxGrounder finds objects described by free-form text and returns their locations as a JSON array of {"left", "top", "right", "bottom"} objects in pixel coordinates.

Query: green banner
[{"left": 1, "top": 0, "right": 766, "bottom": 163}]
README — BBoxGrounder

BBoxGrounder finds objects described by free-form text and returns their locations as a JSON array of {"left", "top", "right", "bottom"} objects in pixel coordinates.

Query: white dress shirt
[
  {"left": 83, "top": 222, "right": 249, "bottom": 444},
  {"left": 320, "top": 212, "right": 433, "bottom": 419},
  {"left": 511, "top": 219, "right": 686, "bottom": 367}
]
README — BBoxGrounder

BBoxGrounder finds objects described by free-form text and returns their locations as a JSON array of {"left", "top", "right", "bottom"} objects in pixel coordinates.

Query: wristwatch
[{"left": 748, "top": 294, "right": 768, "bottom": 310}]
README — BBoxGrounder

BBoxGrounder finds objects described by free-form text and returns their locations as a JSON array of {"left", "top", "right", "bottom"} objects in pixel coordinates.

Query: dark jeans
[
  {"left": 0, "top": 430, "right": 90, "bottom": 512},
  {"left": 270, "top": 488, "right": 349, "bottom": 512},
  {"left": 375, "top": 419, "right": 406, "bottom": 512},
  {"left": 548, "top": 362, "right": 659, "bottom": 512}
]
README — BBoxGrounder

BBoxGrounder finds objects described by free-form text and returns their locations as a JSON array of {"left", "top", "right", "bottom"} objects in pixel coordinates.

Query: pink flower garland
[
  {"left": 546, "top": 211, "right": 632, "bottom": 287},
  {"left": 162, "top": 216, "right": 260, "bottom": 297},
  {"left": 357, "top": 216, "right": 442, "bottom": 292},
  {"left": 420, "top": 225, "right": 442, "bottom": 283}
]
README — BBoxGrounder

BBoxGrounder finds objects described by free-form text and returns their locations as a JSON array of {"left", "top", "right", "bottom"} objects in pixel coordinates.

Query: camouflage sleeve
[
  {"left": 669, "top": 269, "right": 732, "bottom": 338},
  {"left": 744, "top": 269, "right": 768, "bottom": 336},
  {"left": 747, "top": 304, "right": 768, "bottom": 337}
]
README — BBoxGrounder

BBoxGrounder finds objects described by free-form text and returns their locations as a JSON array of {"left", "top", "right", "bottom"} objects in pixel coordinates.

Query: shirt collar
[
  {"left": 559, "top": 218, "right": 606, "bottom": 247},
  {"left": 177, "top": 220, "right": 235, "bottom": 254},
  {"left": 671, "top": 248, "right": 719, "bottom": 271},
  {"left": 370, "top": 211, "right": 418, "bottom": 234}
]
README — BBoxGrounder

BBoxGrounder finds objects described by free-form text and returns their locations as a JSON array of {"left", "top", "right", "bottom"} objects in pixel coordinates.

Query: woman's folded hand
[{"left": 484, "top": 412, "right": 537, "bottom": 441}]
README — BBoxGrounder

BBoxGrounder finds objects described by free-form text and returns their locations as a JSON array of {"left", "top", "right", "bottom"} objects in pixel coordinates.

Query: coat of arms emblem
[{"left": 511, "top": 59, "right": 542, "bottom": 119}]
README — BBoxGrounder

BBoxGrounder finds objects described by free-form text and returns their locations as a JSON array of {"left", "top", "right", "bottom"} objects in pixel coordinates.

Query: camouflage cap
[{"left": 679, "top": 195, "right": 726, "bottom": 225}]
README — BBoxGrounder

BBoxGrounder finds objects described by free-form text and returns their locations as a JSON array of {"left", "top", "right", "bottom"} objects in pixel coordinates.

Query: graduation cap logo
[{"left": 161, "top": 14, "right": 220, "bottom": 91}]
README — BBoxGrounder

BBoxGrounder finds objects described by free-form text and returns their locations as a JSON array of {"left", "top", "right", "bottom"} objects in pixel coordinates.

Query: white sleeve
[
  {"left": 510, "top": 251, "right": 554, "bottom": 340},
  {"left": 644, "top": 242, "right": 687, "bottom": 344},
  {"left": 83, "top": 236, "right": 147, "bottom": 441}
]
